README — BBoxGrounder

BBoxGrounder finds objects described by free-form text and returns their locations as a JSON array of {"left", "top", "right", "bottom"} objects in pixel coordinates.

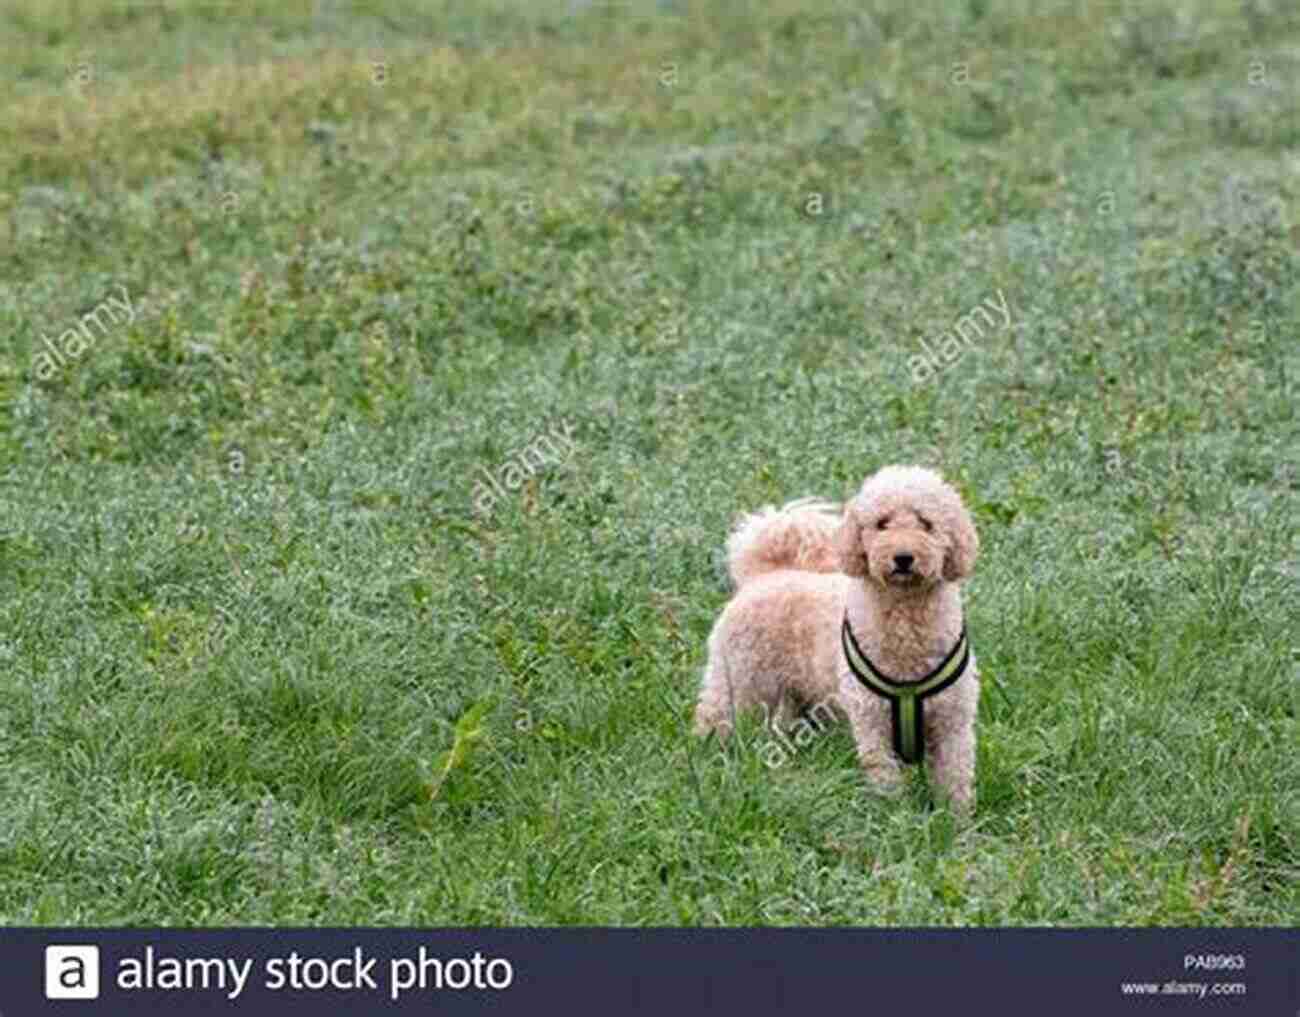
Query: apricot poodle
[{"left": 693, "top": 466, "right": 981, "bottom": 811}]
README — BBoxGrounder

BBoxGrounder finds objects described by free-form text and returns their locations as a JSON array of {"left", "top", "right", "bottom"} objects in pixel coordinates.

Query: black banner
[{"left": 5, "top": 928, "right": 1295, "bottom": 1014}]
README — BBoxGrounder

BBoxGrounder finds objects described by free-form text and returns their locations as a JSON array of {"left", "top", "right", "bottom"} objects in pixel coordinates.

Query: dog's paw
[
  {"left": 935, "top": 785, "right": 975, "bottom": 818},
  {"left": 863, "top": 767, "right": 906, "bottom": 799}
]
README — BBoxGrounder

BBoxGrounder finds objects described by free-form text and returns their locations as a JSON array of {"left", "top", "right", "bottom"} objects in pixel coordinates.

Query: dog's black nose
[{"left": 893, "top": 553, "right": 914, "bottom": 572}]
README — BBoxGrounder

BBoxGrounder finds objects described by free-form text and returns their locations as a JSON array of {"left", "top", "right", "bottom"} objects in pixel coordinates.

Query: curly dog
[{"left": 693, "top": 466, "right": 981, "bottom": 811}]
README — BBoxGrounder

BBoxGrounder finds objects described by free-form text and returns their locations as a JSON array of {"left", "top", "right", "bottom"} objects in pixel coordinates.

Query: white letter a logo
[{"left": 45, "top": 945, "right": 101, "bottom": 999}]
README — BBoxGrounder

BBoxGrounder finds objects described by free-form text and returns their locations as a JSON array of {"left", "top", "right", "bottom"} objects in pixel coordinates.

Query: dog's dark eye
[
  {"left": 919, "top": 516, "right": 933, "bottom": 532},
  {"left": 875, "top": 517, "right": 889, "bottom": 530}
]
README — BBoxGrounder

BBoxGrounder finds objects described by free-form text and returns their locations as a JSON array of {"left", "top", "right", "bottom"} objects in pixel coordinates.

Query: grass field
[{"left": 0, "top": 0, "right": 1296, "bottom": 925}]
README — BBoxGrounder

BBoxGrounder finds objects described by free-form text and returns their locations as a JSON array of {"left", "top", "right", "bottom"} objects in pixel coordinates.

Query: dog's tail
[{"left": 726, "top": 497, "right": 843, "bottom": 588}]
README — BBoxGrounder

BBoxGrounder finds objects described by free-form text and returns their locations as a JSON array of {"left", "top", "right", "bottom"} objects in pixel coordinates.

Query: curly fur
[
  {"left": 725, "top": 496, "right": 843, "bottom": 588},
  {"left": 693, "top": 465, "right": 981, "bottom": 812}
]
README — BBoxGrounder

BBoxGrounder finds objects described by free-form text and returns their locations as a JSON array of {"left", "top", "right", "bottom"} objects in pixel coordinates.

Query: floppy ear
[
  {"left": 942, "top": 499, "right": 979, "bottom": 581},
  {"left": 835, "top": 508, "right": 869, "bottom": 576}
]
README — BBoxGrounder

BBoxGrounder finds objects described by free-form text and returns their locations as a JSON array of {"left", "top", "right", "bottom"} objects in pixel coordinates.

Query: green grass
[{"left": 0, "top": 0, "right": 1296, "bottom": 925}]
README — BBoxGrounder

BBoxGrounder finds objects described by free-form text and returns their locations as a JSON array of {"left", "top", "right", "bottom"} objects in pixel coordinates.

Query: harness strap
[{"left": 841, "top": 615, "right": 970, "bottom": 764}]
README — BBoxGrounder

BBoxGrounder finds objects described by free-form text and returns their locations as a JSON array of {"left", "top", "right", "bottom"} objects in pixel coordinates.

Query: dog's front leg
[
  {"left": 926, "top": 716, "right": 976, "bottom": 814},
  {"left": 842, "top": 694, "right": 905, "bottom": 796}
]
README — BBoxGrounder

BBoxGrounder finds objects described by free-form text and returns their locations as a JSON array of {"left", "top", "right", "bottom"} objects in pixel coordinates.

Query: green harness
[{"left": 841, "top": 615, "right": 971, "bottom": 765}]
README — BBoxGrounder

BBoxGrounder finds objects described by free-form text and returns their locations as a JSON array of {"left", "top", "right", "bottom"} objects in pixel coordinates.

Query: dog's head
[{"left": 835, "top": 465, "right": 978, "bottom": 590}]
